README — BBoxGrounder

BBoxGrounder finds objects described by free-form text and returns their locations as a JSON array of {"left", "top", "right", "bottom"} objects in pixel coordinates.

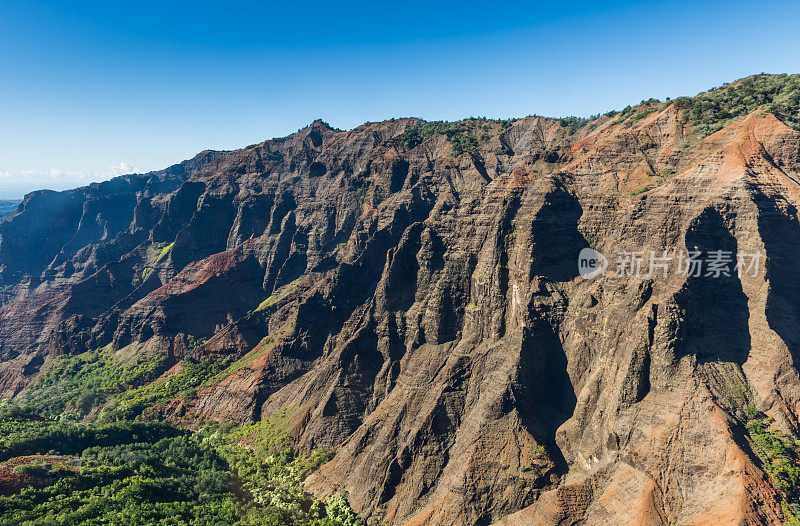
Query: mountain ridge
[{"left": 2, "top": 73, "right": 800, "bottom": 524}]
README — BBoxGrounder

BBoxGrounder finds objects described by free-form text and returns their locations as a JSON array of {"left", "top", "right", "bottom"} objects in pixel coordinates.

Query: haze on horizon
[{"left": 1, "top": 0, "right": 799, "bottom": 199}]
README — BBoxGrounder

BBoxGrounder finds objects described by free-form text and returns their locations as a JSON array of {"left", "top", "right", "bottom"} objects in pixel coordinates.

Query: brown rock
[{"left": 1, "top": 86, "right": 800, "bottom": 524}]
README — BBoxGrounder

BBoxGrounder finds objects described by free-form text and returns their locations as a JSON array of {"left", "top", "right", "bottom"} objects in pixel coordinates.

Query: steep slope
[{"left": 2, "top": 73, "right": 800, "bottom": 524}]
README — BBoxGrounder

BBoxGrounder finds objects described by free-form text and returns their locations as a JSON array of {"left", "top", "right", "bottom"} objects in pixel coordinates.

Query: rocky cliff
[{"left": 2, "top": 73, "right": 800, "bottom": 525}]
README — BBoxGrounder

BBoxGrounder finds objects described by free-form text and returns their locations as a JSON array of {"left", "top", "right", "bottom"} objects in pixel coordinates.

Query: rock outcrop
[{"left": 2, "top": 75, "right": 800, "bottom": 524}]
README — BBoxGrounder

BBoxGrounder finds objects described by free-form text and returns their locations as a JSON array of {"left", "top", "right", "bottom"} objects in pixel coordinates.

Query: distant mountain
[
  {"left": 1, "top": 73, "right": 800, "bottom": 524},
  {"left": 0, "top": 199, "right": 21, "bottom": 219}
]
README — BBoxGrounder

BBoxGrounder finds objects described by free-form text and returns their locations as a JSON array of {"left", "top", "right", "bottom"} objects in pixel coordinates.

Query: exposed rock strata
[{"left": 1, "top": 100, "right": 800, "bottom": 524}]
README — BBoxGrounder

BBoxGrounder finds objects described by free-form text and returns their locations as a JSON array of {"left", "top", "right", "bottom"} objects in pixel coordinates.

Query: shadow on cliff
[
  {"left": 752, "top": 190, "right": 800, "bottom": 363},
  {"left": 516, "top": 323, "right": 576, "bottom": 474},
  {"left": 516, "top": 185, "right": 586, "bottom": 472},
  {"left": 676, "top": 207, "right": 751, "bottom": 364},
  {"left": 529, "top": 183, "right": 590, "bottom": 282}
]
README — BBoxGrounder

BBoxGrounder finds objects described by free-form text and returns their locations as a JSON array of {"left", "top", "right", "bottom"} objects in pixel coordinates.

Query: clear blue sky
[{"left": 1, "top": 0, "right": 799, "bottom": 198}]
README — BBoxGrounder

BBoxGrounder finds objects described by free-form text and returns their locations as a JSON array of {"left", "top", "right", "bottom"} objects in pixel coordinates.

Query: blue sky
[{"left": 1, "top": 0, "right": 799, "bottom": 198}]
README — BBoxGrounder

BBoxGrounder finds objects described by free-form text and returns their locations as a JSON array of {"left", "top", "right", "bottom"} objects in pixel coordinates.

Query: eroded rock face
[{"left": 1, "top": 101, "right": 800, "bottom": 524}]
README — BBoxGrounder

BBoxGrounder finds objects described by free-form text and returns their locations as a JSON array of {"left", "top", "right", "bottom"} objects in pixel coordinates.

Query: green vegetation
[
  {"left": 0, "top": 407, "right": 232, "bottom": 526},
  {"left": 399, "top": 112, "right": 606, "bottom": 155},
  {"left": 400, "top": 120, "right": 476, "bottom": 155},
  {"left": 0, "top": 405, "right": 182, "bottom": 460},
  {"left": 101, "top": 357, "right": 230, "bottom": 421},
  {"left": 610, "top": 99, "right": 663, "bottom": 127},
  {"left": 22, "top": 345, "right": 232, "bottom": 422},
  {"left": 399, "top": 75, "right": 800, "bottom": 154},
  {"left": 519, "top": 445, "right": 548, "bottom": 477},
  {"left": 153, "top": 242, "right": 175, "bottom": 264},
  {"left": 672, "top": 73, "right": 800, "bottom": 138},
  {"left": 201, "top": 415, "right": 361, "bottom": 526},
  {"left": 627, "top": 107, "right": 658, "bottom": 126},
  {"left": 743, "top": 404, "right": 800, "bottom": 502},
  {"left": 400, "top": 75, "right": 800, "bottom": 153},
  {"left": 228, "top": 407, "right": 299, "bottom": 455},
  {"left": 0, "top": 405, "right": 361, "bottom": 526},
  {"left": 614, "top": 105, "right": 639, "bottom": 121},
  {"left": 256, "top": 281, "right": 299, "bottom": 311},
  {"left": 628, "top": 165, "right": 677, "bottom": 197},
  {"left": 719, "top": 371, "right": 800, "bottom": 524},
  {"left": 1, "top": 329, "right": 360, "bottom": 525},
  {"left": 22, "top": 348, "right": 170, "bottom": 420},
  {"left": 204, "top": 337, "right": 275, "bottom": 388},
  {"left": 400, "top": 117, "right": 518, "bottom": 156},
  {"left": 557, "top": 116, "right": 593, "bottom": 135},
  {"left": 141, "top": 242, "right": 174, "bottom": 281},
  {"left": 784, "top": 502, "right": 800, "bottom": 526},
  {"left": 742, "top": 402, "right": 800, "bottom": 525},
  {"left": 204, "top": 407, "right": 359, "bottom": 525},
  {"left": 203, "top": 321, "right": 293, "bottom": 388}
]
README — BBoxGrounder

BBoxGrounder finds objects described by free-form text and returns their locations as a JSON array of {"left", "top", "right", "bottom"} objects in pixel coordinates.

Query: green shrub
[
  {"left": 400, "top": 117, "right": 519, "bottom": 156},
  {"left": 676, "top": 73, "right": 800, "bottom": 137},
  {"left": 0, "top": 410, "right": 361, "bottom": 526},
  {"left": 557, "top": 116, "right": 591, "bottom": 135},
  {"left": 101, "top": 356, "right": 230, "bottom": 421},
  {"left": 742, "top": 404, "right": 800, "bottom": 519},
  {"left": 22, "top": 348, "right": 170, "bottom": 419},
  {"left": 628, "top": 107, "right": 658, "bottom": 125}
]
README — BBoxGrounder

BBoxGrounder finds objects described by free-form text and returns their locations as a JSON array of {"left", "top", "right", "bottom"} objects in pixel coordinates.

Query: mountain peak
[{"left": 2, "top": 75, "right": 800, "bottom": 524}]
